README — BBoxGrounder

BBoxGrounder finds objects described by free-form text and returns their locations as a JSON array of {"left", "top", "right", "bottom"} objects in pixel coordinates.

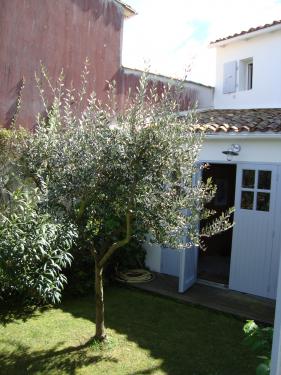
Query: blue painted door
[
  {"left": 178, "top": 169, "right": 201, "bottom": 292},
  {"left": 229, "top": 163, "right": 280, "bottom": 298},
  {"left": 178, "top": 246, "right": 198, "bottom": 292},
  {"left": 161, "top": 247, "right": 180, "bottom": 277}
]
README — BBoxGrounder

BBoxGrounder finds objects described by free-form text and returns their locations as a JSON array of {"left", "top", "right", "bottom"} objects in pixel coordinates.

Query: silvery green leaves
[
  {"left": 19, "top": 67, "right": 233, "bottom": 257},
  {"left": 0, "top": 189, "right": 77, "bottom": 303}
]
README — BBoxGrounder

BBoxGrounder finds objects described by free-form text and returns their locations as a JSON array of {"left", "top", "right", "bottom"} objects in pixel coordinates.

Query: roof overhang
[
  {"left": 114, "top": 0, "right": 137, "bottom": 18},
  {"left": 181, "top": 108, "right": 281, "bottom": 133},
  {"left": 205, "top": 132, "right": 281, "bottom": 140},
  {"left": 210, "top": 23, "right": 281, "bottom": 47}
]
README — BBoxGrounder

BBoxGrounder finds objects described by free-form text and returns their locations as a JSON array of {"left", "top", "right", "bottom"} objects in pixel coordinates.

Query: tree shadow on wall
[
  {"left": 69, "top": 0, "right": 122, "bottom": 30},
  {"left": 5, "top": 78, "right": 25, "bottom": 127}
]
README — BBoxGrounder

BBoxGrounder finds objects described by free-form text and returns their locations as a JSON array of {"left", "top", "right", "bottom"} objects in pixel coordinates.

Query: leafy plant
[
  {"left": 17, "top": 65, "right": 233, "bottom": 340},
  {"left": 65, "top": 238, "right": 145, "bottom": 297},
  {"left": 0, "top": 188, "right": 77, "bottom": 303},
  {"left": 243, "top": 320, "right": 273, "bottom": 375}
]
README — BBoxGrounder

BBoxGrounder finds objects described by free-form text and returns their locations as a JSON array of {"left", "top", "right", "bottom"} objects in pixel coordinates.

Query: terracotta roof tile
[
  {"left": 210, "top": 20, "right": 281, "bottom": 45},
  {"left": 197, "top": 108, "right": 281, "bottom": 133}
]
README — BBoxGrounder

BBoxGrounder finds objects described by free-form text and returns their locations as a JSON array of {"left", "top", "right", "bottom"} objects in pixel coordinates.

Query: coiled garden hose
[{"left": 115, "top": 269, "right": 154, "bottom": 283}]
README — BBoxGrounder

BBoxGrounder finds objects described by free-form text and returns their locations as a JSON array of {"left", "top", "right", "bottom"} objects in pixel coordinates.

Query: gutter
[
  {"left": 205, "top": 132, "right": 281, "bottom": 140},
  {"left": 210, "top": 23, "right": 281, "bottom": 47}
]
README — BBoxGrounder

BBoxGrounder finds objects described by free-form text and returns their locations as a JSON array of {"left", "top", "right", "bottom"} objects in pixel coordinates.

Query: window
[
  {"left": 239, "top": 58, "right": 253, "bottom": 91},
  {"left": 240, "top": 169, "right": 271, "bottom": 212},
  {"left": 247, "top": 62, "right": 253, "bottom": 90}
]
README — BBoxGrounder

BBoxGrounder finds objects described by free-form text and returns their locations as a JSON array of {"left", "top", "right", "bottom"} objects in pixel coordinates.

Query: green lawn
[{"left": 0, "top": 286, "right": 258, "bottom": 375}]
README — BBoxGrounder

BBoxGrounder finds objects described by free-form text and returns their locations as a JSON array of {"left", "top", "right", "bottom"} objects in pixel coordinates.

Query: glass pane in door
[
  {"left": 258, "top": 170, "right": 271, "bottom": 190},
  {"left": 256, "top": 192, "right": 270, "bottom": 211},
  {"left": 242, "top": 170, "right": 255, "bottom": 188},
  {"left": 241, "top": 191, "right": 254, "bottom": 210}
]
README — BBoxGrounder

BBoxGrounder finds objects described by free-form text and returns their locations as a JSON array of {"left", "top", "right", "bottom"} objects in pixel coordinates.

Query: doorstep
[{"left": 129, "top": 272, "right": 275, "bottom": 325}]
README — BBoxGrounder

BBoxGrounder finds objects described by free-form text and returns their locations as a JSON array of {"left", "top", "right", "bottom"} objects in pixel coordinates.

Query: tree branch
[{"left": 98, "top": 211, "right": 132, "bottom": 268}]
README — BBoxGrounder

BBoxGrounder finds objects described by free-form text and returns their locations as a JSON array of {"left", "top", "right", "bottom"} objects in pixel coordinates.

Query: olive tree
[{"left": 20, "top": 70, "right": 233, "bottom": 340}]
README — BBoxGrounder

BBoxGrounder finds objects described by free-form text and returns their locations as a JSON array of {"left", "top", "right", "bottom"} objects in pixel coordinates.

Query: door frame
[
  {"left": 171, "top": 159, "right": 281, "bottom": 298},
  {"left": 197, "top": 161, "right": 237, "bottom": 287}
]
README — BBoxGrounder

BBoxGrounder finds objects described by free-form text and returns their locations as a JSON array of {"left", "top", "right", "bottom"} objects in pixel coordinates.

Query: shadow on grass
[
  {"left": 60, "top": 286, "right": 258, "bottom": 375},
  {"left": 0, "top": 302, "right": 53, "bottom": 327},
  {"left": 0, "top": 286, "right": 258, "bottom": 375},
  {"left": 130, "top": 365, "right": 163, "bottom": 375},
  {"left": 0, "top": 337, "right": 117, "bottom": 375}
]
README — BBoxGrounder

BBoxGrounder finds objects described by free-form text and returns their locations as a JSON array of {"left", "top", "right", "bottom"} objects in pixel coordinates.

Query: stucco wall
[
  {"left": 214, "top": 30, "right": 281, "bottom": 109},
  {"left": 0, "top": 0, "right": 124, "bottom": 129},
  {"left": 145, "top": 135, "right": 281, "bottom": 274},
  {"left": 200, "top": 135, "right": 281, "bottom": 163},
  {"left": 120, "top": 67, "right": 214, "bottom": 110},
  {"left": 143, "top": 241, "right": 162, "bottom": 273}
]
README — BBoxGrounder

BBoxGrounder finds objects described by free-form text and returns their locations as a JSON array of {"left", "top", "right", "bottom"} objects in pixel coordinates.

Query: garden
[
  {"left": 0, "top": 286, "right": 259, "bottom": 375},
  {"left": 0, "top": 68, "right": 271, "bottom": 374}
]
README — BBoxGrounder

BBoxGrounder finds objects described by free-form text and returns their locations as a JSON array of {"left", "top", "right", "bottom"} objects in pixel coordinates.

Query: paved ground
[{"left": 131, "top": 273, "right": 275, "bottom": 324}]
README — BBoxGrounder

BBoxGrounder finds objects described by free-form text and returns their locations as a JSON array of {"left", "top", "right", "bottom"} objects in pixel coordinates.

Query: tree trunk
[{"left": 94, "top": 263, "right": 106, "bottom": 341}]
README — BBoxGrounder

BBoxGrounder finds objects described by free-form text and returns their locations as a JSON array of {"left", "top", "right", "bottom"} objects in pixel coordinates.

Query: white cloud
[{"left": 122, "top": 0, "right": 281, "bottom": 85}]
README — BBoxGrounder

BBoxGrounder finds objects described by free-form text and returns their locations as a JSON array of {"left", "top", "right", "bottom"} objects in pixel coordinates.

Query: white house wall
[
  {"left": 188, "top": 81, "right": 214, "bottom": 110},
  {"left": 145, "top": 136, "right": 281, "bottom": 280},
  {"left": 214, "top": 30, "right": 281, "bottom": 109},
  {"left": 200, "top": 136, "right": 281, "bottom": 163},
  {"left": 143, "top": 241, "right": 162, "bottom": 273}
]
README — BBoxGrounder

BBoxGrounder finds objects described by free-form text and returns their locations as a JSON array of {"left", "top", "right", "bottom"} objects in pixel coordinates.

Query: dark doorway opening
[{"left": 198, "top": 163, "right": 236, "bottom": 285}]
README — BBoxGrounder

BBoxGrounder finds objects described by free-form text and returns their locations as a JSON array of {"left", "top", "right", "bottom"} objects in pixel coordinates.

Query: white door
[{"left": 229, "top": 163, "right": 279, "bottom": 299}]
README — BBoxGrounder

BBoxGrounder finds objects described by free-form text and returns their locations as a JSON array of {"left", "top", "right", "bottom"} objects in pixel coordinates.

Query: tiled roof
[
  {"left": 197, "top": 108, "right": 281, "bottom": 133},
  {"left": 210, "top": 20, "right": 281, "bottom": 45}
]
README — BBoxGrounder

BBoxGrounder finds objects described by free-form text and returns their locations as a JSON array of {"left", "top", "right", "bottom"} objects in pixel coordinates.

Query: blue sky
[{"left": 122, "top": 0, "right": 281, "bottom": 85}]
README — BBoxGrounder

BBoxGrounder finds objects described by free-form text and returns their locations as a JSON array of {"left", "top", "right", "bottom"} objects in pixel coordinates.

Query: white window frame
[{"left": 239, "top": 57, "right": 253, "bottom": 91}]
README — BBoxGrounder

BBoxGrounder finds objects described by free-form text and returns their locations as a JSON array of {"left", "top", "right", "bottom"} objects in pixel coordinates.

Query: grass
[{"left": 0, "top": 286, "right": 258, "bottom": 375}]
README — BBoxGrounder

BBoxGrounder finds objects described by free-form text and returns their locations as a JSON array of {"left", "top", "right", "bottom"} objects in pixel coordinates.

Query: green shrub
[
  {"left": 0, "top": 188, "right": 77, "bottom": 304},
  {"left": 243, "top": 320, "right": 273, "bottom": 375},
  {"left": 64, "top": 238, "right": 145, "bottom": 296}
]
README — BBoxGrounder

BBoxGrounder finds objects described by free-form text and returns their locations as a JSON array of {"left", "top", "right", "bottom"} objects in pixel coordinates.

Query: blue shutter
[{"left": 223, "top": 61, "right": 237, "bottom": 94}]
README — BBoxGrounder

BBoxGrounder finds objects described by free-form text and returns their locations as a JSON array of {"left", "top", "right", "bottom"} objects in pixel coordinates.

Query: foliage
[
  {"left": 64, "top": 244, "right": 94, "bottom": 296},
  {"left": 0, "top": 128, "right": 28, "bottom": 203},
  {"left": 65, "top": 238, "right": 145, "bottom": 296},
  {"left": 243, "top": 320, "right": 273, "bottom": 375},
  {"left": 0, "top": 127, "right": 27, "bottom": 154},
  {"left": 0, "top": 188, "right": 77, "bottom": 304},
  {"left": 16, "top": 65, "right": 233, "bottom": 338},
  {"left": 108, "top": 239, "right": 146, "bottom": 272},
  {"left": 20, "top": 67, "right": 233, "bottom": 255}
]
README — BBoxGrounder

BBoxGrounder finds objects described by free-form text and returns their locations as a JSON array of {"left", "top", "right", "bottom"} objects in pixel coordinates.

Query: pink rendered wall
[
  {"left": 0, "top": 0, "right": 124, "bottom": 129},
  {"left": 118, "top": 68, "right": 198, "bottom": 111},
  {"left": 0, "top": 0, "right": 196, "bottom": 130}
]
